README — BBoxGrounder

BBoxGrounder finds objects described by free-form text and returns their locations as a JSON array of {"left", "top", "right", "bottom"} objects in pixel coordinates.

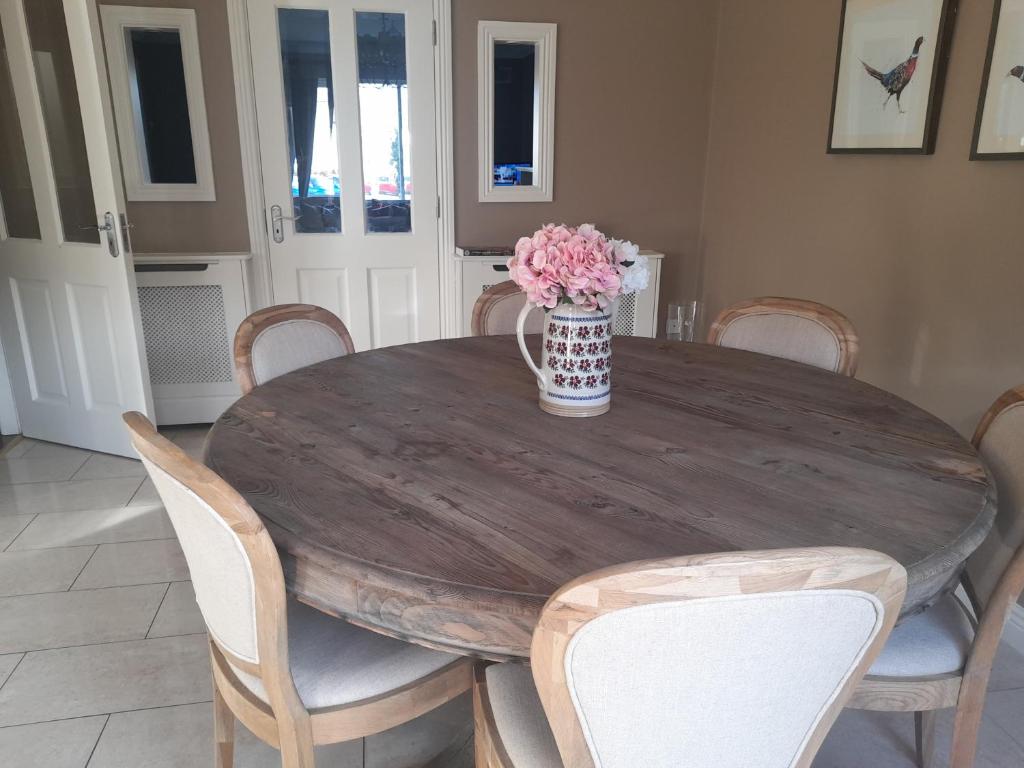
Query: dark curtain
[{"left": 282, "top": 53, "right": 332, "bottom": 200}]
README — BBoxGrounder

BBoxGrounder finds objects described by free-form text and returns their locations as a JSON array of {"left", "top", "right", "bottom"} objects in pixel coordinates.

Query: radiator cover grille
[
  {"left": 138, "top": 285, "right": 234, "bottom": 385},
  {"left": 613, "top": 293, "right": 637, "bottom": 336}
]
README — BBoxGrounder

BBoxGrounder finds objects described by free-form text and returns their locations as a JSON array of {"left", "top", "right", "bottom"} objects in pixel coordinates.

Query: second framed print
[
  {"left": 972, "top": 0, "right": 1024, "bottom": 159},
  {"left": 828, "top": 0, "right": 958, "bottom": 154}
]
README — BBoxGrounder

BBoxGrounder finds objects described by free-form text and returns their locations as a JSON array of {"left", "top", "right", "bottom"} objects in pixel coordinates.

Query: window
[
  {"left": 478, "top": 21, "right": 556, "bottom": 202},
  {"left": 100, "top": 6, "right": 214, "bottom": 201}
]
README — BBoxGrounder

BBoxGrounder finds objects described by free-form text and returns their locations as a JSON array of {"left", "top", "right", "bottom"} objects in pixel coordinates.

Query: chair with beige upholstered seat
[
  {"left": 707, "top": 297, "right": 860, "bottom": 376},
  {"left": 472, "top": 281, "right": 544, "bottom": 336},
  {"left": 122, "top": 412, "right": 472, "bottom": 768},
  {"left": 475, "top": 547, "right": 906, "bottom": 768},
  {"left": 234, "top": 304, "right": 355, "bottom": 395},
  {"left": 849, "top": 385, "right": 1024, "bottom": 768}
]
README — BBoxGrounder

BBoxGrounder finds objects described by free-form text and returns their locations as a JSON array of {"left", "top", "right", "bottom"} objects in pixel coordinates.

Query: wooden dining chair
[
  {"left": 475, "top": 547, "right": 906, "bottom": 768},
  {"left": 707, "top": 297, "right": 860, "bottom": 376},
  {"left": 471, "top": 281, "right": 544, "bottom": 336},
  {"left": 234, "top": 303, "right": 355, "bottom": 394},
  {"left": 122, "top": 412, "right": 473, "bottom": 768},
  {"left": 849, "top": 384, "right": 1024, "bottom": 768}
]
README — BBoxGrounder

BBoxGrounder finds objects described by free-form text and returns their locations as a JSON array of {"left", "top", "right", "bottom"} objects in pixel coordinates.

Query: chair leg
[
  {"left": 278, "top": 720, "right": 316, "bottom": 768},
  {"left": 949, "top": 694, "right": 986, "bottom": 768},
  {"left": 213, "top": 683, "right": 235, "bottom": 768},
  {"left": 914, "top": 711, "right": 937, "bottom": 768}
]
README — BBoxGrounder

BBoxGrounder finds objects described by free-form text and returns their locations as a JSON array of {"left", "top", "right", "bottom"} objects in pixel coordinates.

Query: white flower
[
  {"left": 620, "top": 254, "right": 650, "bottom": 295},
  {"left": 611, "top": 238, "right": 640, "bottom": 264}
]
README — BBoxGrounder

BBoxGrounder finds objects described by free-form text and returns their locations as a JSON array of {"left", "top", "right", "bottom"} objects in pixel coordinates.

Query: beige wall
[
  {"left": 699, "top": 0, "right": 1024, "bottom": 436},
  {"left": 452, "top": 0, "right": 719, "bottom": 317},
  {"left": 98, "top": 0, "right": 249, "bottom": 254}
]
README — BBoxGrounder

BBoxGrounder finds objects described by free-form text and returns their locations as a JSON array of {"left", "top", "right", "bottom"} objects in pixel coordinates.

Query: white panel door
[
  {"left": 0, "top": 0, "right": 152, "bottom": 456},
  {"left": 249, "top": 0, "right": 440, "bottom": 350}
]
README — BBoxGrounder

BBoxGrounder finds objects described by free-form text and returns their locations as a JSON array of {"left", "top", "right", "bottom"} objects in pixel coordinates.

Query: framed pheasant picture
[
  {"left": 971, "top": 0, "right": 1024, "bottom": 159},
  {"left": 827, "top": 0, "right": 958, "bottom": 154}
]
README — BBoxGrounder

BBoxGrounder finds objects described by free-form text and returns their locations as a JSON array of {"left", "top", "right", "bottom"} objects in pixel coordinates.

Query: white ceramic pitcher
[{"left": 516, "top": 302, "right": 612, "bottom": 417}]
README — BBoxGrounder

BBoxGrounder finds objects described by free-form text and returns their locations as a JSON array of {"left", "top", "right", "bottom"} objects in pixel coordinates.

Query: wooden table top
[{"left": 205, "top": 336, "right": 995, "bottom": 660}]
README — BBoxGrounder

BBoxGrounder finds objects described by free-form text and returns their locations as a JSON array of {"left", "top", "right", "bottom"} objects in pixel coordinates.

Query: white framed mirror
[
  {"left": 477, "top": 21, "right": 556, "bottom": 203},
  {"left": 100, "top": 6, "right": 215, "bottom": 202}
]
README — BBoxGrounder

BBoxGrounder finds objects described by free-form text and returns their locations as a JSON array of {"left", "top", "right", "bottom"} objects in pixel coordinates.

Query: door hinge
[
  {"left": 436, "top": 196, "right": 441, "bottom": 219},
  {"left": 432, "top": 20, "right": 437, "bottom": 46}
]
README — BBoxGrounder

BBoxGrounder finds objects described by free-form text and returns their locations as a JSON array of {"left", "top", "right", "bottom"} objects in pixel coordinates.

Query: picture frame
[
  {"left": 971, "top": 0, "right": 1024, "bottom": 160},
  {"left": 827, "top": 0, "right": 958, "bottom": 155}
]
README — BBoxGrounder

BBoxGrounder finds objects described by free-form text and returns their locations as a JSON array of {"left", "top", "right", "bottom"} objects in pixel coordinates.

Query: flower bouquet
[{"left": 508, "top": 224, "right": 648, "bottom": 417}]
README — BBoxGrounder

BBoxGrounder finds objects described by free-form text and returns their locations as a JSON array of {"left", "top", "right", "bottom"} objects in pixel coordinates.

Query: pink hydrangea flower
[{"left": 507, "top": 223, "right": 629, "bottom": 311}]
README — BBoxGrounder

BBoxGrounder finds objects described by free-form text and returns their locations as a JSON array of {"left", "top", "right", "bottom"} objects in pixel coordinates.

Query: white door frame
[{"left": 226, "top": 0, "right": 458, "bottom": 338}]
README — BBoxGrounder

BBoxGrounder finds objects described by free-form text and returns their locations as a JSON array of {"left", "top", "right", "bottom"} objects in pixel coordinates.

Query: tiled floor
[
  {"left": 0, "top": 428, "right": 469, "bottom": 768},
  {"left": 0, "top": 428, "right": 1021, "bottom": 766}
]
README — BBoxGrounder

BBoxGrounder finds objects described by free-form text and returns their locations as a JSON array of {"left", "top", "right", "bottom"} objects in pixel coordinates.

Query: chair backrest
[
  {"left": 966, "top": 386, "right": 1024, "bottom": 611},
  {"left": 471, "top": 281, "right": 544, "bottom": 336},
  {"left": 123, "top": 412, "right": 301, "bottom": 724},
  {"left": 707, "top": 297, "right": 860, "bottom": 376},
  {"left": 234, "top": 303, "right": 355, "bottom": 394},
  {"left": 530, "top": 547, "right": 906, "bottom": 768}
]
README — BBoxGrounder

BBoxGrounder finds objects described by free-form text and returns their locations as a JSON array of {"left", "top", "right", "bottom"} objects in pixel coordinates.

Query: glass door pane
[
  {"left": 356, "top": 12, "right": 411, "bottom": 234},
  {"left": 278, "top": 8, "right": 341, "bottom": 234},
  {"left": 23, "top": 0, "right": 99, "bottom": 244},
  {"left": 0, "top": 16, "right": 40, "bottom": 239}
]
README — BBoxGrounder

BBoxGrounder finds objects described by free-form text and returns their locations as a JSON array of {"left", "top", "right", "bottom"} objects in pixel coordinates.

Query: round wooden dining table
[{"left": 205, "top": 336, "right": 995, "bottom": 661}]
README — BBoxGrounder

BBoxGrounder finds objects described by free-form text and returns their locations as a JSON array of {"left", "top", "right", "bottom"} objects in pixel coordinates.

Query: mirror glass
[
  {"left": 127, "top": 28, "right": 196, "bottom": 184},
  {"left": 492, "top": 41, "right": 536, "bottom": 188}
]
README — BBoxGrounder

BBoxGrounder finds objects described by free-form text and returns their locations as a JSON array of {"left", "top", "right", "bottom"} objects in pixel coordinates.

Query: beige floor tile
[
  {"left": 815, "top": 705, "right": 1024, "bottom": 767},
  {"left": 0, "top": 454, "right": 90, "bottom": 485},
  {"left": 0, "top": 477, "right": 144, "bottom": 517},
  {"left": 72, "top": 453, "right": 147, "bottom": 481},
  {"left": 128, "top": 477, "right": 160, "bottom": 507},
  {"left": 147, "top": 581, "right": 206, "bottom": 638},
  {"left": 72, "top": 539, "right": 188, "bottom": 590},
  {"left": 989, "top": 641, "right": 1024, "bottom": 692},
  {"left": 0, "top": 514, "right": 34, "bottom": 549},
  {"left": 0, "top": 634, "right": 211, "bottom": 727},
  {"left": 0, "top": 651, "right": 23, "bottom": 686},
  {"left": 0, "top": 546, "right": 96, "bottom": 597},
  {"left": 365, "top": 694, "right": 472, "bottom": 768},
  {"left": 0, "top": 438, "right": 37, "bottom": 459},
  {"left": 984, "top": 688, "right": 1024, "bottom": 749},
  {"left": 8, "top": 504, "right": 174, "bottom": 551},
  {"left": 0, "top": 584, "right": 167, "bottom": 654},
  {"left": 88, "top": 701, "right": 364, "bottom": 768},
  {"left": 0, "top": 715, "right": 107, "bottom": 768},
  {"left": 24, "top": 442, "right": 93, "bottom": 462}
]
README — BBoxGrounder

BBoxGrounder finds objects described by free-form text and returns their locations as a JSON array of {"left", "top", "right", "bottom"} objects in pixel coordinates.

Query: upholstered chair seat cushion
[
  {"left": 868, "top": 594, "right": 975, "bottom": 678},
  {"left": 485, "top": 662, "right": 562, "bottom": 768},
  {"left": 231, "top": 599, "right": 461, "bottom": 710}
]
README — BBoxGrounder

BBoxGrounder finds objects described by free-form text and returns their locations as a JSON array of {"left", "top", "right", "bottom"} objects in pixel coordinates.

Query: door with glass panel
[
  {"left": 0, "top": 0, "right": 152, "bottom": 456},
  {"left": 249, "top": 0, "right": 440, "bottom": 350}
]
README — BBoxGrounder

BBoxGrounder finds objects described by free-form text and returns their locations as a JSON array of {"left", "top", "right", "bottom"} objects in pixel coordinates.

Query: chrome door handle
[
  {"left": 80, "top": 212, "right": 120, "bottom": 257},
  {"left": 270, "top": 204, "right": 302, "bottom": 243}
]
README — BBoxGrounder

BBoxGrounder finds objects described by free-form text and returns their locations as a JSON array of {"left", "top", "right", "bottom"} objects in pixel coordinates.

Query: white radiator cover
[{"left": 134, "top": 254, "right": 249, "bottom": 426}]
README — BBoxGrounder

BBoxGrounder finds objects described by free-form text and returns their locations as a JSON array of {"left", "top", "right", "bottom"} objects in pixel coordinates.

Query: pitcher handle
[{"left": 516, "top": 302, "right": 546, "bottom": 391}]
